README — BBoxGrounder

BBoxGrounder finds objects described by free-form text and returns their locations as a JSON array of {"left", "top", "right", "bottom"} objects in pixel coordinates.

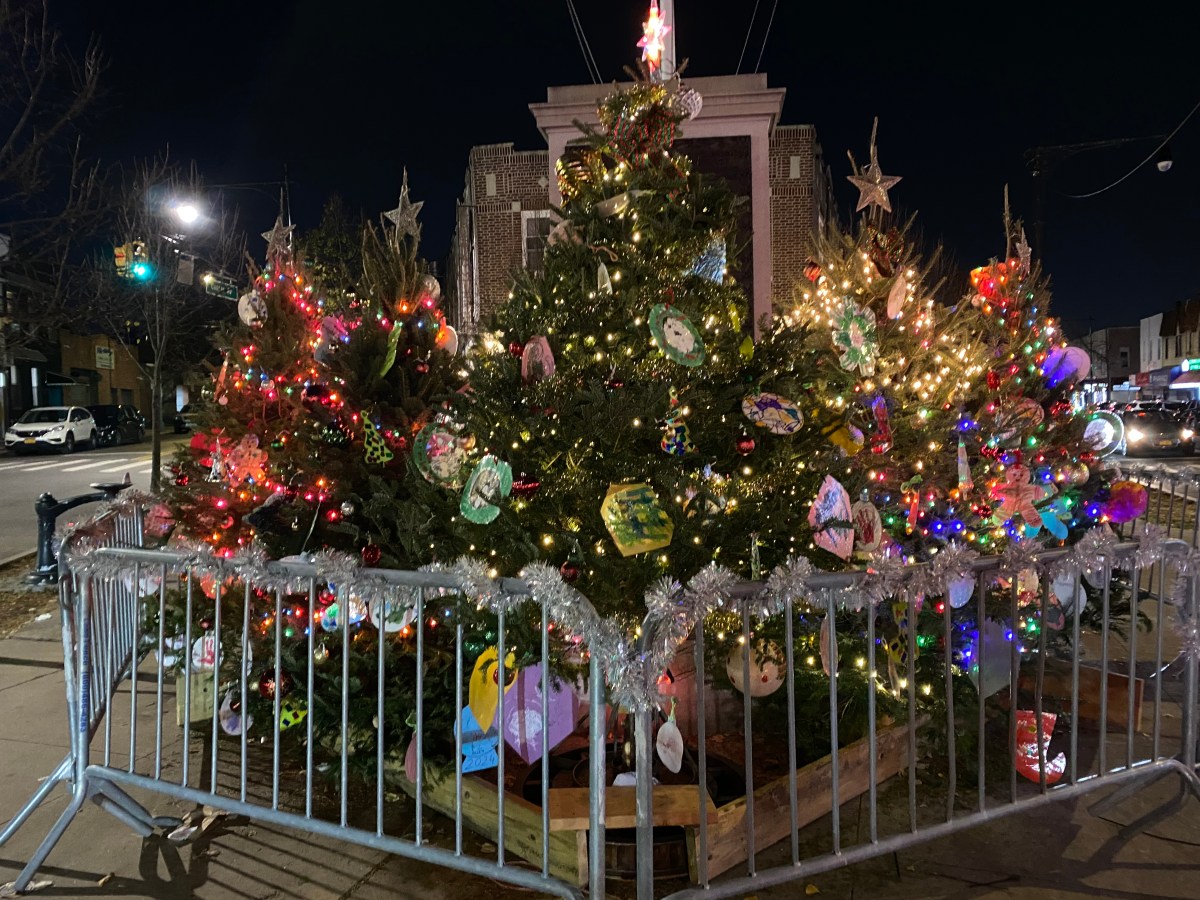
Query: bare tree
[
  {"left": 1, "top": 0, "right": 104, "bottom": 417},
  {"left": 85, "top": 156, "right": 245, "bottom": 491}
]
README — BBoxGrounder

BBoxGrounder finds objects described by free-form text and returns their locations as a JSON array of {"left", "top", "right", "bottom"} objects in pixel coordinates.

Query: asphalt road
[{"left": 0, "top": 437, "right": 186, "bottom": 564}]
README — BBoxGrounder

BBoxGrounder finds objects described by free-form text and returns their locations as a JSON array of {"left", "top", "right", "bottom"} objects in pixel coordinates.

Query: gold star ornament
[{"left": 847, "top": 120, "right": 901, "bottom": 213}]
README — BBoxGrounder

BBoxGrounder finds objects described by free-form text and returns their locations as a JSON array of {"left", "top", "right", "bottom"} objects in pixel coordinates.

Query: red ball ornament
[
  {"left": 986, "top": 370, "right": 1001, "bottom": 390},
  {"left": 361, "top": 544, "right": 382, "bottom": 567},
  {"left": 736, "top": 434, "right": 756, "bottom": 455},
  {"left": 257, "top": 668, "right": 293, "bottom": 699},
  {"left": 508, "top": 341, "right": 524, "bottom": 358},
  {"left": 414, "top": 360, "right": 429, "bottom": 375},
  {"left": 559, "top": 561, "right": 581, "bottom": 583}
]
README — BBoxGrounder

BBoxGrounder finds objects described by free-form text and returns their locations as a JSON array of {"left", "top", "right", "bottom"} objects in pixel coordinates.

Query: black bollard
[{"left": 26, "top": 479, "right": 132, "bottom": 584}]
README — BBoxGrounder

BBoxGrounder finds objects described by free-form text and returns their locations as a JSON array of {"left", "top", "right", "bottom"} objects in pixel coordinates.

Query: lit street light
[{"left": 172, "top": 201, "right": 201, "bottom": 225}]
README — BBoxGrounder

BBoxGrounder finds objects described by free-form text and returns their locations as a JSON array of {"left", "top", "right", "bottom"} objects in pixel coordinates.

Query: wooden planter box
[{"left": 392, "top": 720, "right": 913, "bottom": 887}]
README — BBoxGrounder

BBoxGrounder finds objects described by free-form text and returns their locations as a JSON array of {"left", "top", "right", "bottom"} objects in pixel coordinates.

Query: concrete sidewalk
[{"left": 1, "top": 609, "right": 1199, "bottom": 899}]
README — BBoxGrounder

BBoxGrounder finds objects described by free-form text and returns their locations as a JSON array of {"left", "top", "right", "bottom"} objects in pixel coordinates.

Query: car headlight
[
  {"left": 1184, "top": 429, "right": 1195, "bottom": 440},
  {"left": 1128, "top": 428, "right": 1144, "bottom": 442}
]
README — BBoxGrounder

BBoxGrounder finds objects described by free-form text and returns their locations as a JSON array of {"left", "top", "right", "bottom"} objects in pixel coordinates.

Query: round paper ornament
[
  {"left": 521, "top": 336, "right": 556, "bottom": 384},
  {"left": 649, "top": 304, "right": 706, "bottom": 367},
  {"left": 368, "top": 597, "right": 415, "bottom": 633},
  {"left": 831, "top": 299, "right": 878, "bottom": 375},
  {"left": 992, "top": 397, "right": 1045, "bottom": 445},
  {"left": 655, "top": 700, "right": 684, "bottom": 774},
  {"left": 1051, "top": 572, "right": 1087, "bottom": 614},
  {"left": 191, "top": 634, "right": 221, "bottom": 672},
  {"left": 460, "top": 455, "right": 514, "bottom": 525},
  {"left": 439, "top": 324, "right": 459, "bottom": 356},
  {"left": 156, "top": 634, "right": 186, "bottom": 670},
  {"left": 413, "top": 423, "right": 470, "bottom": 488},
  {"left": 947, "top": 575, "right": 976, "bottom": 609},
  {"left": 420, "top": 273, "right": 441, "bottom": 304},
  {"left": 1083, "top": 411, "right": 1124, "bottom": 458},
  {"left": 319, "top": 597, "right": 367, "bottom": 631},
  {"left": 725, "top": 641, "right": 785, "bottom": 697},
  {"left": 741, "top": 392, "right": 804, "bottom": 435},
  {"left": 219, "top": 691, "right": 252, "bottom": 736},
  {"left": 237, "top": 291, "right": 265, "bottom": 326},
  {"left": 851, "top": 500, "right": 883, "bottom": 554},
  {"left": 1041, "top": 346, "right": 1091, "bottom": 388}
]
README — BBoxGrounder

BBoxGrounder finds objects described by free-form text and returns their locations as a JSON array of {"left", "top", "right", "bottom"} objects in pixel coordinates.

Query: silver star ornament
[{"left": 384, "top": 168, "right": 424, "bottom": 236}]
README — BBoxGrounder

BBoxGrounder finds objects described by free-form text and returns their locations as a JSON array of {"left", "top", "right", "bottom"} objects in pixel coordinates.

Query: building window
[
  {"left": 1119, "top": 347, "right": 1130, "bottom": 369},
  {"left": 521, "top": 210, "right": 553, "bottom": 275}
]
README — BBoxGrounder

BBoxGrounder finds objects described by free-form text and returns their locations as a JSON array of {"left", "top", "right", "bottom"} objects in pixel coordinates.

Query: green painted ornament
[
  {"left": 460, "top": 455, "right": 513, "bottom": 524},
  {"left": 831, "top": 298, "right": 878, "bottom": 375},
  {"left": 362, "top": 419, "right": 394, "bottom": 465},
  {"left": 649, "top": 303, "right": 705, "bottom": 367},
  {"left": 413, "top": 422, "right": 469, "bottom": 488}
]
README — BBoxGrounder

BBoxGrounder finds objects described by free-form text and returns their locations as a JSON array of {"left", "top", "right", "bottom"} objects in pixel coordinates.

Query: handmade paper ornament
[
  {"left": 947, "top": 575, "right": 975, "bottom": 609},
  {"left": 808, "top": 475, "right": 854, "bottom": 560},
  {"left": 457, "top": 706, "right": 500, "bottom": 773},
  {"left": 819, "top": 615, "right": 836, "bottom": 676},
  {"left": 279, "top": 697, "right": 307, "bottom": 732},
  {"left": 991, "top": 463, "right": 1052, "bottom": 534},
  {"left": 156, "top": 635, "right": 186, "bottom": 670},
  {"left": 226, "top": 433, "right": 268, "bottom": 484},
  {"left": 521, "top": 336, "right": 556, "bottom": 384},
  {"left": 368, "top": 597, "right": 415, "bottom": 634},
  {"left": 741, "top": 392, "right": 804, "bottom": 435},
  {"left": 319, "top": 597, "right": 367, "bottom": 631},
  {"left": 655, "top": 700, "right": 684, "bottom": 774},
  {"left": 191, "top": 634, "right": 221, "bottom": 672},
  {"left": 438, "top": 323, "right": 459, "bottom": 356},
  {"left": 725, "top": 641, "right": 785, "bottom": 697},
  {"left": 1051, "top": 572, "right": 1087, "bottom": 614},
  {"left": 1014, "top": 710, "right": 1066, "bottom": 786},
  {"left": 1103, "top": 480, "right": 1148, "bottom": 524},
  {"left": 831, "top": 298, "right": 878, "bottom": 375},
  {"left": 690, "top": 235, "right": 727, "bottom": 283},
  {"left": 886, "top": 275, "right": 907, "bottom": 319},
  {"left": 957, "top": 439, "right": 974, "bottom": 492},
  {"left": 413, "top": 422, "right": 469, "bottom": 488},
  {"left": 851, "top": 500, "right": 883, "bottom": 554},
  {"left": 884, "top": 599, "right": 916, "bottom": 680},
  {"left": 546, "top": 218, "right": 582, "bottom": 247},
  {"left": 594, "top": 189, "right": 647, "bottom": 217},
  {"left": 966, "top": 618, "right": 1014, "bottom": 699},
  {"left": 649, "top": 303, "right": 706, "bottom": 367},
  {"left": 1082, "top": 411, "right": 1124, "bottom": 458},
  {"left": 1041, "top": 345, "right": 1091, "bottom": 388},
  {"left": 403, "top": 737, "right": 419, "bottom": 783},
  {"left": 822, "top": 418, "right": 863, "bottom": 456},
  {"left": 460, "top": 455, "right": 513, "bottom": 525},
  {"left": 869, "top": 396, "right": 892, "bottom": 454},
  {"left": 738, "top": 334, "right": 755, "bottom": 361},
  {"left": 660, "top": 386, "right": 695, "bottom": 456},
  {"left": 219, "top": 691, "right": 252, "bottom": 736},
  {"left": 991, "top": 398, "right": 1045, "bottom": 446},
  {"left": 601, "top": 483, "right": 674, "bottom": 557},
  {"left": 597, "top": 262, "right": 613, "bottom": 295},
  {"left": 468, "top": 646, "right": 516, "bottom": 732},
  {"left": 997, "top": 568, "right": 1040, "bottom": 601},
  {"left": 362, "top": 419, "right": 394, "bottom": 465},
  {"left": 419, "top": 273, "right": 441, "bottom": 304},
  {"left": 237, "top": 291, "right": 266, "bottom": 326},
  {"left": 502, "top": 663, "right": 577, "bottom": 765}
]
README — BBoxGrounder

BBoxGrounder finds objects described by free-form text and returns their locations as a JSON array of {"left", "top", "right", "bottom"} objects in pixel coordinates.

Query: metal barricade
[
  {"left": 628, "top": 538, "right": 1200, "bottom": 899},
  {"left": 0, "top": 541, "right": 608, "bottom": 899}
]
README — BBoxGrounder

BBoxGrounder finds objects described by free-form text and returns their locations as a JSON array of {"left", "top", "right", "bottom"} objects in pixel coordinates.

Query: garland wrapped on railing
[{"left": 57, "top": 491, "right": 1197, "bottom": 711}]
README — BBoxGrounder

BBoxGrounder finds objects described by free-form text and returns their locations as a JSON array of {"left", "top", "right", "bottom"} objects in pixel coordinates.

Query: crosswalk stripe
[
  {"left": 61, "top": 458, "right": 131, "bottom": 472},
  {"left": 96, "top": 462, "right": 146, "bottom": 474},
  {"left": 15, "top": 460, "right": 73, "bottom": 471}
]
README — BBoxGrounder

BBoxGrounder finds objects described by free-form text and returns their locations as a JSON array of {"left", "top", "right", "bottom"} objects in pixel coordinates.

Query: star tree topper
[
  {"left": 847, "top": 118, "right": 902, "bottom": 213},
  {"left": 261, "top": 216, "right": 294, "bottom": 261},
  {"left": 384, "top": 168, "right": 424, "bottom": 237},
  {"left": 638, "top": 0, "right": 671, "bottom": 77}
]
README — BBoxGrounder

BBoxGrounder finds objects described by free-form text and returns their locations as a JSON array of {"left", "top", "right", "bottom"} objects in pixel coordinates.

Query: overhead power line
[
  {"left": 565, "top": 0, "right": 601, "bottom": 84},
  {"left": 735, "top": 0, "right": 761, "bottom": 75},
  {"left": 754, "top": 0, "right": 779, "bottom": 73}
]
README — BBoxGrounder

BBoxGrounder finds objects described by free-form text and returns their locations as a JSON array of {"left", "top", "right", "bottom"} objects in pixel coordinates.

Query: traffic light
[
  {"left": 113, "top": 243, "right": 129, "bottom": 276},
  {"left": 128, "top": 239, "right": 153, "bottom": 282}
]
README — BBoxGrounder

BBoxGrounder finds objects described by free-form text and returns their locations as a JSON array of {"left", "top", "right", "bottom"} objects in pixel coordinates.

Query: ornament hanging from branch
[
  {"left": 742, "top": 392, "right": 804, "bottom": 434},
  {"left": 521, "top": 336, "right": 556, "bottom": 384},
  {"left": 832, "top": 298, "right": 878, "bottom": 375},
  {"left": 808, "top": 475, "right": 854, "bottom": 560},
  {"left": 460, "top": 455, "right": 513, "bottom": 525},
  {"left": 649, "top": 303, "right": 705, "bottom": 367},
  {"left": 362, "top": 419, "right": 394, "bottom": 465},
  {"left": 847, "top": 119, "right": 902, "bottom": 213},
  {"left": 601, "top": 483, "right": 673, "bottom": 556}
]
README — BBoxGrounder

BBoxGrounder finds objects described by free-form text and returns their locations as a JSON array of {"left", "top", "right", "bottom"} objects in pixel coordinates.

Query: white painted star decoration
[
  {"left": 847, "top": 119, "right": 901, "bottom": 214},
  {"left": 384, "top": 168, "right": 424, "bottom": 237}
]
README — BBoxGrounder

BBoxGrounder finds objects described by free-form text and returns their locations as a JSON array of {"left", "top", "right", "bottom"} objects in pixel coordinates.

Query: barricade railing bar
[{"left": 3, "top": 504, "right": 1199, "bottom": 899}]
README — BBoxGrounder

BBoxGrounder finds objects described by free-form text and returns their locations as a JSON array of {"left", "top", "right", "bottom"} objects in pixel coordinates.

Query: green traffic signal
[{"left": 130, "top": 260, "right": 154, "bottom": 281}]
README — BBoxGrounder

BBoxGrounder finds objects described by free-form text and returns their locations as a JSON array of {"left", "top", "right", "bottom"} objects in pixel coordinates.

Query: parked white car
[{"left": 4, "top": 406, "right": 97, "bottom": 454}]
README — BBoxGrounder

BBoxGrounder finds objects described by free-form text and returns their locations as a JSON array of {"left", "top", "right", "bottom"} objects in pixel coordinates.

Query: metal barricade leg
[{"left": 0, "top": 756, "right": 74, "bottom": 847}]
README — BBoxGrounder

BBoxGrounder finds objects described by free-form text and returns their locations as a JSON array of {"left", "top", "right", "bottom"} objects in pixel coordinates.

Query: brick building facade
[{"left": 446, "top": 75, "right": 830, "bottom": 338}]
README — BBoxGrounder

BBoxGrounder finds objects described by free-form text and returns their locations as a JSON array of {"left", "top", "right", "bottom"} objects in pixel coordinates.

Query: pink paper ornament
[
  {"left": 501, "top": 662, "right": 577, "bottom": 765},
  {"left": 808, "top": 475, "right": 854, "bottom": 559}
]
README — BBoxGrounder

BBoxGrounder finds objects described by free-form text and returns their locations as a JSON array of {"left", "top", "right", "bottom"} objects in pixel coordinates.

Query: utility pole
[{"left": 1024, "top": 135, "right": 1168, "bottom": 257}]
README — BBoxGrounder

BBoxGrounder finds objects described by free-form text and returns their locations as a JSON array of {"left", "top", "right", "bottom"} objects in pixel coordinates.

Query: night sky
[{"left": 56, "top": 0, "right": 1198, "bottom": 337}]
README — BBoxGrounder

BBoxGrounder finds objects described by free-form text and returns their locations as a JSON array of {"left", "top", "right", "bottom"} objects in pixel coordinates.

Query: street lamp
[{"left": 172, "top": 202, "right": 201, "bottom": 226}]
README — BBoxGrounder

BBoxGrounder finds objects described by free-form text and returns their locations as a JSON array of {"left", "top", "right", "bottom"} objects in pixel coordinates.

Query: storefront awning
[
  {"left": 1170, "top": 372, "right": 1200, "bottom": 389},
  {"left": 44, "top": 371, "right": 78, "bottom": 385},
  {"left": 11, "top": 347, "right": 47, "bottom": 363}
]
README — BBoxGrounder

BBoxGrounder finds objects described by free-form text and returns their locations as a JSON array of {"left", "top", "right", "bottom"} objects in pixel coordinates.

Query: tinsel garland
[{"left": 57, "top": 493, "right": 1200, "bottom": 710}]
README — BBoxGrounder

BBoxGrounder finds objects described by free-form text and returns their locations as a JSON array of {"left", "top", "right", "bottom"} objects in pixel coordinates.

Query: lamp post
[{"left": 1024, "top": 134, "right": 1170, "bottom": 256}]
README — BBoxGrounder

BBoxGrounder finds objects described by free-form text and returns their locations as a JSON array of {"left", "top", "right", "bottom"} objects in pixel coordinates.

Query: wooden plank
[
  {"left": 393, "top": 764, "right": 588, "bottom": 887},
  {"left": 547, "top": 784, "right": 718, "bottom": 831},
  {"left": 1017, "top": 659, "right": 1144, "bottom": 731},
  {"left": 686, "top": 721, "right": 912, "bottom": 883}
]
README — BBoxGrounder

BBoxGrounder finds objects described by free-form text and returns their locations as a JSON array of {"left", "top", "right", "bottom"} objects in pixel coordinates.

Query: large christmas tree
[{"left": 429, "top": 76, "right": 855, "bottom": 626}]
